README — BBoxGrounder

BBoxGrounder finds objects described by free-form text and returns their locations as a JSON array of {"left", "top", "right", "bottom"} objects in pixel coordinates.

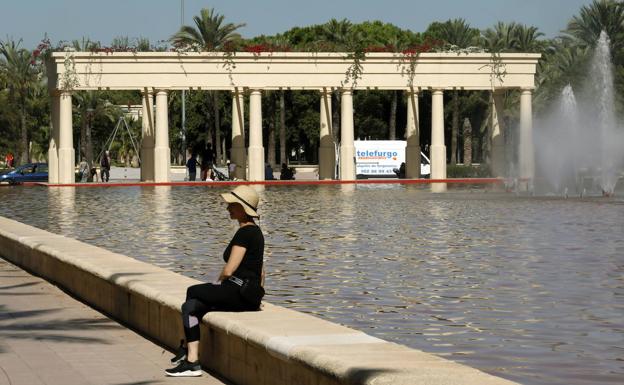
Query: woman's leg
[
  {"left": 181, "top": 298, "right": 209, "bottom": 345},
  {"left": 180, "top": 283, "right": 243, "bottom": 360},
  {"left": 187, "top": 341, "right": 200, "bottom": 362}
]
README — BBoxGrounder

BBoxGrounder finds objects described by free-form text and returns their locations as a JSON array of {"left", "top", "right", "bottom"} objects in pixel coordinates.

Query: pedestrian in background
[
  {"left": 100, "top": 151, "right": 111, "bottom": 182},
  {"left": 186, "top": 153, "right": 198, "bottom": 181},
  {"left": 200, "top": 143, "right": 214, "bottom": 181},
  {"left": 5, "top": 152, "right": 14, "bottom": 168},
  {"left": 78, "top": 158, "right": 89, "bottom": 182}
]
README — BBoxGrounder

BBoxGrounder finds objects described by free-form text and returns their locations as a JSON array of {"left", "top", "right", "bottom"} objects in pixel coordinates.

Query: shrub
[{"left": 446, "top": 164, "right": 491, "bottom": 178}]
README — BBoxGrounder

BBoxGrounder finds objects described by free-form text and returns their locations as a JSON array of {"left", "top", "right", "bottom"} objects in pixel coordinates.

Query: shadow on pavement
[
  {"left": 0, "top": 304, "right": 121, "bottom": 345},
  {"left": 0, "top": 281, "right": 40, "bottom": 290}
]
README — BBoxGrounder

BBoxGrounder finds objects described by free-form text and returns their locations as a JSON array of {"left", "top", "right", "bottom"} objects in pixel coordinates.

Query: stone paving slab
[{"left": 0, "top": 259, "right": 229, "bottom": 385}]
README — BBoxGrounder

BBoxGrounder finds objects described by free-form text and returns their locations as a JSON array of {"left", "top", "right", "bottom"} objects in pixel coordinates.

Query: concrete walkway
[{"left": 0, "top": 259, "right": 229, "bottom": 385}]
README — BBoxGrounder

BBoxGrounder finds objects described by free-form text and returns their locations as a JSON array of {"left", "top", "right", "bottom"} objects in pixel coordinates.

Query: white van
[{"left": 354, "top": 140, "right": 430, "bottom": 178}]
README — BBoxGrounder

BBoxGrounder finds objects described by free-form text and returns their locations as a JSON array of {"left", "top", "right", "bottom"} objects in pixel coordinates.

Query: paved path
[{"left": 0, "top": 259, "right": 229, "bottom": 385}]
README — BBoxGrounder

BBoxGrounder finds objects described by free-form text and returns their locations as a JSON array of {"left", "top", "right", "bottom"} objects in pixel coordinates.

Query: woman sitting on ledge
[{"left": 166, "top": 185, "right": 265, "bottom": 377}]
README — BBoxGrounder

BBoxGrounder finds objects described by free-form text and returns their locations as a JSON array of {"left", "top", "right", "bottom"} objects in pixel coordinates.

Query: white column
[
  {"left": 490, "top": 90, "right": 505, "bottom": 177},
  {"left": 248, "top": 89, "right": 264, "bottom": 181},
  {"left": 319, "top": 89, "right": 335, "bottom": 179},
  {"left": 140, "top": 89, "right": 155, "bottom": 182},
  {"left": 405, "top": 90, "right": 421, "bottom": 179},
  {"left": 431, "top": 89, "right": 446, "bottom": 180},
  {"left": 58, "top": 91, "right": 75, "bottom": 184},
  {"left": 519, "top": 88, "right": 534, "bottom": 185},
  {"left": 48, "top": 93, "right": 60, "bottom": 184},
  {"left": 231, "top": 90, "right": 246, "bottom": 180},
  {"left": 154, "top": 90, "right": 170, "bottom": 183},
  {"left": 340, "top": 89, "right": 355, "bottom": 180}
]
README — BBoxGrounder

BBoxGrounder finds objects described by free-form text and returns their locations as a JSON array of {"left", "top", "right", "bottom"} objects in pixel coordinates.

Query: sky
[{"left": 1, "top": 0, "right": 596, "bottom": 49}]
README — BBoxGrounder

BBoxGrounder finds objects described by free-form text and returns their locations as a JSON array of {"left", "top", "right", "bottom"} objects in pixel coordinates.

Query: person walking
[
  {"left": 227, "top": 160, "right": 236, "bottom": 180},
  {"left": 6, "top": 152, "right": 14, "bottom": 169},
  {"left": 200, "top": 143, "right": 214, "bottom": 181},
  {"left": 165, "top": 185, "right": 265, "bottom": 377},
  {"left": 186, "top": 153, "right": 198, "bottom": 181},
  {"left": 264, "top": 163, "right": 275, "bottom": 180},
  {"left": 78, "top": 158, "right": 89, "bottom": 183},
  {"left": 100, "top": 151, "right": 111, "bottom": 182}
]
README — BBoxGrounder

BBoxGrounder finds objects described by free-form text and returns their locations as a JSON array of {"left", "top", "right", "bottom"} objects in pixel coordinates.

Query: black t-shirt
[
  {"left": 223, "top": 225, "right": 264, "bottom": 280},
  {"left": 186, "top": 157, "right": 198, "bottom": 172}
]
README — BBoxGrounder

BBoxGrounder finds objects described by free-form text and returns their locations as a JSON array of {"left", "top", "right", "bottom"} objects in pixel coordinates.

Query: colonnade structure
[{"left": 46, "top": 52, "right": 540, "bottom": 185}]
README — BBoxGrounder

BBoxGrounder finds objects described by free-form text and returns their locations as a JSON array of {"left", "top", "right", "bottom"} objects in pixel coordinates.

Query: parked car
[{"left": 0, "top": 163, "right": 48, "bottom": 184}]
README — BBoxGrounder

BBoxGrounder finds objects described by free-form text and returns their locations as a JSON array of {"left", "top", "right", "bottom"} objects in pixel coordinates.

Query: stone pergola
[{"left": 46, "top": 52, "right": 540, "bottom": 184}]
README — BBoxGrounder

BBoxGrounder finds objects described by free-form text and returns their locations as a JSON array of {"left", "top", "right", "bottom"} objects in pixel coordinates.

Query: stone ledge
[{"left": 0, "top": 215, "right": 518, "bottom": 385}]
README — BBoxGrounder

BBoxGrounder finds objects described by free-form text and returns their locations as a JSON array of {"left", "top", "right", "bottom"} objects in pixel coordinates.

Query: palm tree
[
  {"left": 565, "top": 0, "right": 624, "bottom": 53},
  {"left": 72, "top": 37, "right": 100, "bottom": 52},
  {"left": 170, "top": 8, "right": 245, "bottom": 164},
  {"left": 428, "top": 18, "right": 479, "bottom": 49},
  {"left": 0, "top": 38, "right": 38, "bottom": 164},
  {"left": 514, "top": 24, "right": 545, "bottom": 52},
  {"left": 534, "top": 40, "right": 590, "bottom": 112},
  {"left": 170, "top": 8, "right": 245, "bottom": 50},
  {"left": 319, "top": 18, "right": 353, "bottom": 50},
  {"left": 482, "top": 22, "right": 520, "bottom": 52},
  {"left": 111, "top": 36, "right": 131, "bottom": 51},
  {"left": 136, "top": 37, "right": 151, "bottom": 51}
]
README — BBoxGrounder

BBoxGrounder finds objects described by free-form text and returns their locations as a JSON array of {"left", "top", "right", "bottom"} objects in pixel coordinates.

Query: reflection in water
[
  {"left": 51, "top": 187, "right": 76, "bottom": 236},
  {"left": 0, "top": 185, "right": 623, "bottom": 385},
  {"left": 431, "top": 182, "right": 447, "bottom": 193}
]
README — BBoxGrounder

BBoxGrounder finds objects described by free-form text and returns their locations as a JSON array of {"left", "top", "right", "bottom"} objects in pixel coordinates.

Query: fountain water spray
[
  {"left": 592, "top": 31, "right": 621, "bottom": 195},
  {"left": 534, "top": 84, "right": 580, "bottom": 193},
  {"left": 535, "top": 31, "right": 623, "bottom": 196}
]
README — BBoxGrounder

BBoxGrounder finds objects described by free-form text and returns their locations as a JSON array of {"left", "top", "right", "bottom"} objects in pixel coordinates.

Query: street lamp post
[{"left": 180, "top": 0, "right": 186, "bottom": 164}]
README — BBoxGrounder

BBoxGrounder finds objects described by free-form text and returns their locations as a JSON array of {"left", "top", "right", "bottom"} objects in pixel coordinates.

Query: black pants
[
  {"left": 101, "top": 168, "right": 109, "bottom": 182},
  {"left": 181, "top": 281, "right": 251, "bottom": 342}
]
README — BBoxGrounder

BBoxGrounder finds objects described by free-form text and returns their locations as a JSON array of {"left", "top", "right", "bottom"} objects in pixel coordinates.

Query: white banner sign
[{"left": 354, "top": 140, "right": 406, "bottom": 176}]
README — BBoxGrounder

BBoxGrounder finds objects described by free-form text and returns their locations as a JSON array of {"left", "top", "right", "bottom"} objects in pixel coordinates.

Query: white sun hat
[{"left": 220, "top": 185, "right": 260, "bottom": 217}]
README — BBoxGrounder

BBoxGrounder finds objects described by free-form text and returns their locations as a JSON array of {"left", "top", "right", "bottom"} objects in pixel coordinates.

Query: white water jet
[
  {"left": 592, "top": 31, "right": 621, "bottom": 194},
  {"left": 535, "top": 84, "right": 581, "bottom": 193},
  {"left": 536, "top": 31, "right": 623, "bottom": 196}
]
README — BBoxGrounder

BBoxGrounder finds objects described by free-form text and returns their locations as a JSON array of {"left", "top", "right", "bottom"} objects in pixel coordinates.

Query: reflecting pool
[{"left": 0, "top": 184, "right": 623, "bottom": 385}]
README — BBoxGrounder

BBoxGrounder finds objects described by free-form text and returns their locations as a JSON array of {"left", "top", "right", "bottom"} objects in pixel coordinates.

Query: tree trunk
[
  {"left": 451, "top": 89, "right": 459, "bottom": 165},
  {"left": 279, "top": 90, "right": 286, "bottom": 164},
  {"left": 206, "top": 93, "right": 213, "bottom": 160},
  {"left": 221, "top": 137, "right": 226, "bottom": 165},
  {"left": 389, "top": 90, "right": 397, "bottom": 140},
  {"left": 213, "top": 92, "right": 221, "bottom": 166},
  {"left": 268, "top": 94, "right": 277, "bottom": 167},
  {"left": 86, "top": 117, "right": 94, "bottom": 169},
  {"left": 332, "top": 90, "right": 340, "bottom": 144},
  {"left": 268, "top": 118, "right": 276, "bottom": 167},
  {"left": 80, "top": 115, "right": 87, "bottom": 162},
  {"left": 19, "top": 102, "right": 29, "bottom": 164},
  {"left": 463, "top": 117, "right": 472, "bottom": 166}
]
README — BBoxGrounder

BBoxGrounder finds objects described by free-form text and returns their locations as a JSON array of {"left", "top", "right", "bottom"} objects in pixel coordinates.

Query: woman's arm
[
  {"left": 218, "top": 245, "right": 246, "bottom": 282},
  {"left": 261, "top": 268, "right": 265, "bottom": 287}
]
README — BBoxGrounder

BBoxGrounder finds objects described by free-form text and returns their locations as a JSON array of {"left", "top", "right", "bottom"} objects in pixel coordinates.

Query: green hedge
[{"left": 446, "top": 164, "right": 492, "bottom": 178}]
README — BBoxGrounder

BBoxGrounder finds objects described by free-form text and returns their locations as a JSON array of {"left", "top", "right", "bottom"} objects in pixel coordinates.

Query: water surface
[{"left": 0, "top": 184, "right": 622, "bottom": 385}]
